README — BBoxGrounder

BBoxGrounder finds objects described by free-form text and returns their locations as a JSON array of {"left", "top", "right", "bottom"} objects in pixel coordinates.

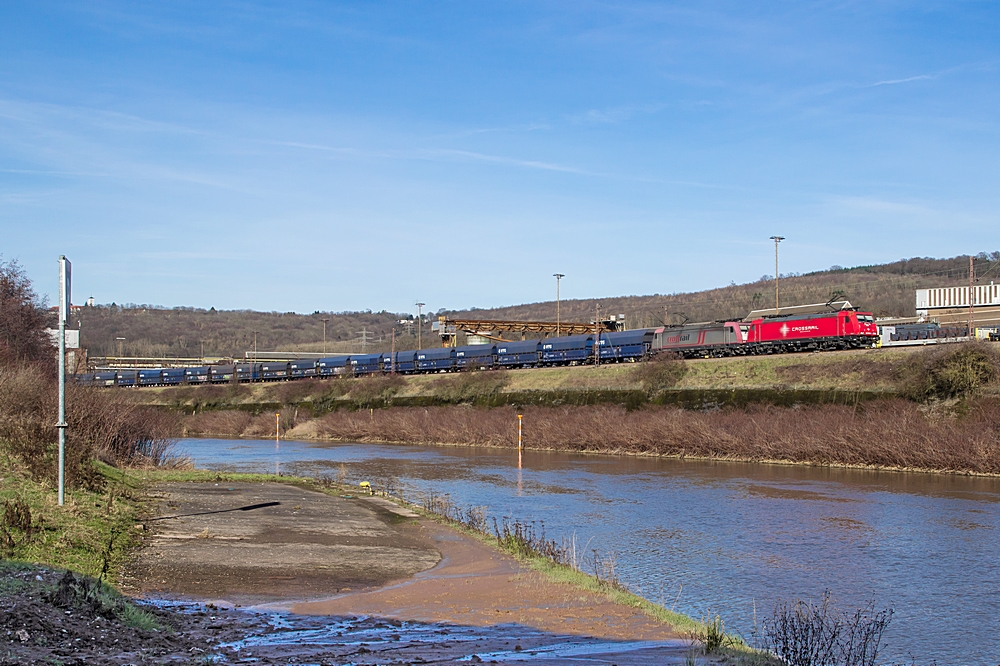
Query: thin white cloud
[
  {"left": 424, "top": 148, "right": 589, "bottom": 174},
  {"left": 867, "top": 74, "right": 934, "bottom": 88},
  {"left": 569, "top": 102, "right": 670, "bottom": 125},
  {"left": 830, "top": 195, "right": 934, "bottom": 216},
  {"left": 263, "top": 139, "right": 591, "bottom": 175}
]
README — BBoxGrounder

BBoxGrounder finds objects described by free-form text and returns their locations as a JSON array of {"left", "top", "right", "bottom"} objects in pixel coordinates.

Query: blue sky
[{"left": 2, "top": 2, "right": 998, "bottom": 314}]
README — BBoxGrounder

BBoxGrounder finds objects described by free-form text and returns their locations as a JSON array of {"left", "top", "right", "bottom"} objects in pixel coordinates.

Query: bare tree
[{"left": 0, "top": 258, "right": 55, "bottom": 368}]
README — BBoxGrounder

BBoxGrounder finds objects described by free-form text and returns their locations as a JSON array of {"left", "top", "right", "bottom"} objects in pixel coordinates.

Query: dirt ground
[
  {"left": 3, "top": 482, "right": 706, "bottom": 664},
  {"left": 125, "top": 481, "right": 440, "bottom": 603}
]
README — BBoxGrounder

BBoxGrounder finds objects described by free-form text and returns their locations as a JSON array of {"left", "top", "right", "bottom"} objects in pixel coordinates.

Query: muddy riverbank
[
  {"left": 120, "top": 480, "right": 702, "bottom": 663},
  {"left": 3, "top": 564, "right": 698, "bottom": 665}
]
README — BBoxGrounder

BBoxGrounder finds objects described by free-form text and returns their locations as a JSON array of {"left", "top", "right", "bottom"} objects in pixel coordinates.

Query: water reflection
[{"left": 178, "top": 437, "right": 1000, "bottom": 664}]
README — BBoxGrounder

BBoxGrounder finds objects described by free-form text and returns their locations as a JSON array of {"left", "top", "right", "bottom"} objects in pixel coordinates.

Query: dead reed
[{"left": 273, "top": 399, "right": 1000, "bottom": 474}]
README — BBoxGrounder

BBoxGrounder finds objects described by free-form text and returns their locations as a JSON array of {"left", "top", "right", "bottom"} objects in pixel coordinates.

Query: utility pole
[
  {"left": 416, "top": 302, "right": 425, "bottom": 350},
  {"left": 594, "top": 303, "right": 601, "bottom": 367},
  {"left": 969, "top": 255, "right": 976, "bottom": 337},
  {"left": 321, "top": 318, "right": 329, "bottom": 354},
  {"left": 57, "top": 256, "right": 71, "bottom": 506},
  {"left": 252, "top": 331, "right": 257, "bottom": 363},
  {"left": 357, "top": 328, "right": 372, "bottom": 353},
  {"left": 553, "top": 273, "right": 564, "bottom": 336},
  {"left": 770, "top": 236, "right": 785, "bottom": 314},
  {"left": 390, "top": 328, "right": 396, "bottom": 374},
  {"left": 115, "top": 337, "right": 125, "bottom": 362},
  {"left": 200, "top": 340, "right": 204, "bottom": 361}
]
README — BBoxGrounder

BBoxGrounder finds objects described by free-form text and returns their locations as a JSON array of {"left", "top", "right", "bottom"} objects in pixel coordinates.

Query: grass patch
[
  {"left": 0, "top": 456, "right": 147, "bottom": 583},
  {"left": 0, "top": 562, "right": 162, "bottom": 631}
]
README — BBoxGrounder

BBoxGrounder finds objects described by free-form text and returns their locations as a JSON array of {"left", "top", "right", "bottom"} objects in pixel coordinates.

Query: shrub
[
  {"left": 431, "top": 371, "right": 510, "bottom": 402},
  {"left": 697, "top": 611, "right": 730, "bottom": 654},
  {"left": 347, "top": 374, "right": 406, "bottom": 408},
  {"left": 757, "top": 592, "right": 892, "bottom": 666},
  {"left": 897, "top": 342, "right": 1000, "bottom": 400},
  {"left": 630, "top": 352, "right": 687, "bottom": 394},
  {"left": 0, "top": 364, "right": 180, "bottom": 488}
]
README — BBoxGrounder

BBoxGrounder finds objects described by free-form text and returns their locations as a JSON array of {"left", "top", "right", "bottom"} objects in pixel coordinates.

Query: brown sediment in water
[
  {"left": 291, "top": 519, "right": 681, "bottom": 641},
  {"left": 129, "top": 482, "right": 683, "bottom": 644}
]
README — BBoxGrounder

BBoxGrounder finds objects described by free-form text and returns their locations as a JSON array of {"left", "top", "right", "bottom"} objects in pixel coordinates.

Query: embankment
[
  {"left": 154, "top": 342, "right": 1000, "bottom": 475},
  {"left": 181, "top": 399, "right": 1000, "bottom": 476}
]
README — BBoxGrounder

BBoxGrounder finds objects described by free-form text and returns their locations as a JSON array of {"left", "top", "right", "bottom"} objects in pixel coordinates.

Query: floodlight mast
[
  {"left": 769, "top": 236, "right": 785, "bottom": 314},
  {"left": 416, "top": 302, "right": 425, "bottom": 350},
  {"left": 553, "top": 274, "right": 564, "bottom": 336}
]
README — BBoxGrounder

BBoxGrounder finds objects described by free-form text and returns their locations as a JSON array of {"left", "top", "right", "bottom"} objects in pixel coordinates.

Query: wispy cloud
[
  {"left": 829, "top": 195, "right": 934, "bottom": 216},
  {"left": 424, "top": 148, "right": 589, "bottom": 174},
  {"left": 867, "top": 74, "right": 935, "bottom": 88},
  {"left": 569, "top": 102, "right": 670, "bottom": 125},
  {"left": 263, "top": 139, "right": 591, "bottom": 175}
]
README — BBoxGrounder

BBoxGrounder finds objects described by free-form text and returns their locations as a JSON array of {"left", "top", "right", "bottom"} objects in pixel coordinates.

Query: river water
[{"left": 179, "top": 437, "right": 1000, "bottom": 664}]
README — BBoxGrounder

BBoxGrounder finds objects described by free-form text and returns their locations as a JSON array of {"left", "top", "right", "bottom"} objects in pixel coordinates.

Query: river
[{"left": 178, "top": 437, "right": 1000, "bottom": 664}]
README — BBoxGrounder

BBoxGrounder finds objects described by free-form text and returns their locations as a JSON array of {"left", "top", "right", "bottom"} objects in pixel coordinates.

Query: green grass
[
  {"left": 0, "top": 456, "right": 147, "bottom": 583},
  {"left": 0, "top": 561, "right": 162, "bottom": 630}
]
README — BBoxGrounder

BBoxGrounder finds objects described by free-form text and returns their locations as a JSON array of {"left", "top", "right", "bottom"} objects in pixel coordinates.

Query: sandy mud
[{"left": 118, "top": 482, "right": 703, "bottom": 663}]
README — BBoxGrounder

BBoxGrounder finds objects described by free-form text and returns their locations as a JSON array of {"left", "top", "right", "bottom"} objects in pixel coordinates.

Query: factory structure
[{"left": 916, "top": 283, "right": 1000, "bottom": 330}]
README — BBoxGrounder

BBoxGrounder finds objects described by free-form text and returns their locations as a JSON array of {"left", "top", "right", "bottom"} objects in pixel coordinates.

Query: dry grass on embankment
[
  {"left": 182, "top": 398, "right": 1000, "bottom": 476},
  {"left": 178, "top": 343, "right": 1000, "bottom": 475}
]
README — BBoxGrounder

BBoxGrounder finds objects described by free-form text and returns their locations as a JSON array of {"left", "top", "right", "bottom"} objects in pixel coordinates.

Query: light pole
[
  {"left": 321, "top": 318, "right": 330, "bottom": 354},
  {"left": 115, "top": 337, "right": 125, "bottom": 362},
  {"left": 415, "top": 302, "right": 425, "bottom": 350},
  {"left": 769, "top": 236, "right": 785, "bottom": 314},
  {"left": 553, "top": 273, "right": 564, "bottom": 336},
  {"left": 57, "top": 256, "right": 71, "bottom": 506}
]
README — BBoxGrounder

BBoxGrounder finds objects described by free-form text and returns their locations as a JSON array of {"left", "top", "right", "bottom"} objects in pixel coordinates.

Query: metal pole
[
  {"left": 553, "top": 273, "right": 564, "bottom": 336},
  {"left": 594, "top": 304, "right": 600, "bottom": 367},
  {"left": 517, "top": 413, "right": 523, "bottom": 469},
  {"left": 57, "top": 312, "right": 66, "bottom": 506},
  {"left": 969, "top": 256, "right": 975, "bottom": 337},
  {"left": 321, "top": 318, "right": 329, "bottom": 354},
  {"left": 57, "top": 256, "right": 70, "bottom": 506},
  {"left": 517, "top": 413, "right": 522, "bottom": 452},
  {"left": 769, "top": 236, "right": 785, "bottom": 313},
  {"left": 275, "top": 412, "right": 280, "bottom": 475},
  {"left": 391, "top": 328, "right": 396, "bottom": 374},
  {"left": 416, "top": 302, "right": 425, "bottom": 350}
]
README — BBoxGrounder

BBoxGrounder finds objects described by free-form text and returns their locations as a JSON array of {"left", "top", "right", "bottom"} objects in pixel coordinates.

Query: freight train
[{"left": 77, "top": 306, "right": 879, "bottom": 387}]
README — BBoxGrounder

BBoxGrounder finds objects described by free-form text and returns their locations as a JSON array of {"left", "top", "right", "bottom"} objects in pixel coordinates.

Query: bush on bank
[
  {"left": 0, "top": 260, "right": 181, "bottom": 491},
  {"left": 0, "top": 363, "right": 180, "bottom": 491},
  {"left": 896, "top": 341, "right": 1000, "bottom": 401}
]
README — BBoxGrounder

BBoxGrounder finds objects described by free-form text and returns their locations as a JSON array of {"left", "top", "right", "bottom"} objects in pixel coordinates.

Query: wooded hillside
[{"left": 75, "top": 252, "right": 1000, "bottom": 358}]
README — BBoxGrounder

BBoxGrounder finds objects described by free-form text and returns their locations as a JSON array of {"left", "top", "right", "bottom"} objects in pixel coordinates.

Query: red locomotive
[{"left": 652, "top": 303, "right": 878, "bottom": 358}]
